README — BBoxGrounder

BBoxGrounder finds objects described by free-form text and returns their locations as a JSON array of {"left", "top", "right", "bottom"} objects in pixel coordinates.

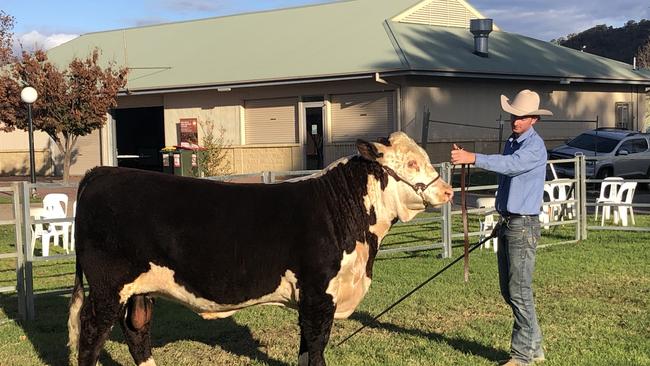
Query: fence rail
[{"left": 2, "top": 155, "right": 648, "bottom": 320}]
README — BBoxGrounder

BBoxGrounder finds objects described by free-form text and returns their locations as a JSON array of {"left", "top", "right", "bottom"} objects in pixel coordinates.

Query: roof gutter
[
  {"left": 378, "top": 70, "right": 650, "bottom": 86},
  {"left": 119, "top": 73, "right": 377, "bottom": 96},
  {"left": 118, "top": 67, "right": 650, "bottom": 97}
]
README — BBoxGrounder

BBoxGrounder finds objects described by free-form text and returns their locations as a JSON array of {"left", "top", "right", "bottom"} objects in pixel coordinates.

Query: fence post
[
  {"left": 440, "top": 162, "right": 452, "bottom": 258},
  {"left": 578, "top": 154, "right": 588, "bottom": 240},
  {"left": 12, "top": 183, "right": 27, "bottom": 320},
  {"left": 497, "top": 115, "right": 504, "bottom": 154},
  {"left": 20, "top": 181, "right": 35, "bottom": 320},
  {"left": 573, "top": 155, "right": 581, "bottom": 242}
]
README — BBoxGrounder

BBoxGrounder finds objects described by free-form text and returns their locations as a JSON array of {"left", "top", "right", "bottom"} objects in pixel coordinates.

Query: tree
[
  {"left": 636, "top": 36, "right": 650, "bottom": 69},
  {"left": 198, "top": 119, "right": 231, "bottom": 177},
  {"left": 0, "top": 10, "right": 15, "bottom": 66},
  {"left": 0, "top": 49, "right": 127, "bottom": 181}
]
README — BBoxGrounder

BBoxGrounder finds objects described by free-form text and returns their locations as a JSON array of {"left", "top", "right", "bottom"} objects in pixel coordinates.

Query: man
[{"left": 451, "top": 89, "right": 551, "bottom": 366}]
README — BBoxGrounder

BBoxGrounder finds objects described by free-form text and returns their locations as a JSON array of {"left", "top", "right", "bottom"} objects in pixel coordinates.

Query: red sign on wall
[{"left": 179, "top": 118, "right": 198, "bottom": 148}]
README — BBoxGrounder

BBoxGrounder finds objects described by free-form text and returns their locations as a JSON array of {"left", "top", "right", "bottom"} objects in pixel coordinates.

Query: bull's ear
[{"left": 356, "top": 139, "right": 383, "bottom": 161}]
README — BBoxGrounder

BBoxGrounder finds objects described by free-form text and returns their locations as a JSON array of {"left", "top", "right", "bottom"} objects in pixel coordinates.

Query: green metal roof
[
  {"left": 45, "top": 0, "right": 650, "bottom": 93},
  {"left": 389, "top": 22, "right": 650, "bottom": 82}
]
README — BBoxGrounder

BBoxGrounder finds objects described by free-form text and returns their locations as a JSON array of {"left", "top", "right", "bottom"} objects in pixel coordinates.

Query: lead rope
[{"left": 336, "top": 163, "right": 492, "bottom": 347}]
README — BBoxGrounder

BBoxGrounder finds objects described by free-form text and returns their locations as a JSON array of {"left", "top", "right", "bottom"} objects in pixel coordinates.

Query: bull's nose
[{"left": 444, "top": 187, "right": 454, "bottom": 201}]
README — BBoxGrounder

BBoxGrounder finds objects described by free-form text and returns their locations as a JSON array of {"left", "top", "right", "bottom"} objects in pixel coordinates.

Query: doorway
[
  {"left": 304, "top": 104, "right": 324, "bottom": 170},
  {"left": 114, "top": 106, "right": 165, "bottom": 171}
]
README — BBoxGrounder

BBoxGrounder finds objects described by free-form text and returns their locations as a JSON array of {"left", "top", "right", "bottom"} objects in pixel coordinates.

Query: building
[{"left": 2, "top": 0, "right": 650, "bottom": 176}]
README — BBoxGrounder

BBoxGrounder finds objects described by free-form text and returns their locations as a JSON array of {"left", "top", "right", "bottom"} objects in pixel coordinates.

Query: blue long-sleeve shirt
[{"left": 474, "top": 127, "right": 547, "bottom": 216}]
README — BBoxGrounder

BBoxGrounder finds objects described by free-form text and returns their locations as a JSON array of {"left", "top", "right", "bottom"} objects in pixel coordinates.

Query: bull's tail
[{"left": 67, "top": 258, "right": 84, "bottom": 354}]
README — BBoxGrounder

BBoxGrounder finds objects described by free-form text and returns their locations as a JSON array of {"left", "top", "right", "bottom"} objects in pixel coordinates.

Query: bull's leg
[
  {"left": 120, "top": 295, "right": 156, "bottom": 366},
  {"left": 78, "top": 293, "right": 122, "bottom": 366},
  {"left": 298, "top": 288, "right": 335, "bottom": 366}
]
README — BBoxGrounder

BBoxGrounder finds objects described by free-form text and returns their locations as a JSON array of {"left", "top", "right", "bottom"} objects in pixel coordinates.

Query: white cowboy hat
[{"left": 500, "top": 89, "right": 553, "bottom": 116}]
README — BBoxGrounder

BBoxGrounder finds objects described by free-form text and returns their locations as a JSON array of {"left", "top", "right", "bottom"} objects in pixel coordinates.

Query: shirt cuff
[{"left": 474, "top": 153, "right": 488, "bottom": 169}]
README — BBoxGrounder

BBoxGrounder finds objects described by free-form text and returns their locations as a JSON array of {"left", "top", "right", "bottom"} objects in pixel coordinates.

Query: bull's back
[{"left": 75, "top": 167, "right": 331, "bottom": 304}]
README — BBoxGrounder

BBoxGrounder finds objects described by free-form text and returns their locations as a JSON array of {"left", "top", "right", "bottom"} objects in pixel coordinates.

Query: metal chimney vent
[{"left": 470, "top": 18, "right": 493, "bottom": 57}]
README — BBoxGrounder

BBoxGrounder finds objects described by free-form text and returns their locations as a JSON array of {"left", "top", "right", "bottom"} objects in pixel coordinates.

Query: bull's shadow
[
  {"left": 346, "top": 311, "right": 508, "bottom": 363},
  {"left": 0, "top": 294, "right": 289, "bottom": 366}
]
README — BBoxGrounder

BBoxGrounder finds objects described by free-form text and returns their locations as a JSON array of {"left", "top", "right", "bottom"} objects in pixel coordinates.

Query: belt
[{"left": 500, "top": 212, "right": 539, "bottom": 219}]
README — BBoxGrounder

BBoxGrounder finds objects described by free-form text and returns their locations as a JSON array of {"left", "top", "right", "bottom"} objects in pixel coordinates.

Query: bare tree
[{"left": 0, "top": 49, "right": 127, "bottom": 181}]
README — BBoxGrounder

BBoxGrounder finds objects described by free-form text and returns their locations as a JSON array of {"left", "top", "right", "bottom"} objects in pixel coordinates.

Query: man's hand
[{"left": 450, "top": 144, "right": 476, "bottom": 165}]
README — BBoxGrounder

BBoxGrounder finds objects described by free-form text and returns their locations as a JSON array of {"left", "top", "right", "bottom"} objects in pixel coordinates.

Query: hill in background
[{"left": 553, "top": 20, "right": 650, "bottom": 65}]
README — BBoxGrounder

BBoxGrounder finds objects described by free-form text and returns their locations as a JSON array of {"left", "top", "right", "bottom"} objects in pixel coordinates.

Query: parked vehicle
[{"left": 548, "top": 128, "right": 650, "bottom": 179}]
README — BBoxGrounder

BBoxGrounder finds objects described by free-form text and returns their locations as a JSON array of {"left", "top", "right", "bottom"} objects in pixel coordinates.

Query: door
[
  {"left": 304, "top": 103, "right": 324, "bottom": 170},
  {"left": 615, "top": 138, "right": 648, "bottom": 177}
]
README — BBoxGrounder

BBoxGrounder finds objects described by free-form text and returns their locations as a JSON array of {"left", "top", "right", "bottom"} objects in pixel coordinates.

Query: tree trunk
[
  {"left": 63, "top": 148, "right": 71, "bottom": 183},
  {"left": 55, "top": 134, "right": 77, "bottom": 184}
]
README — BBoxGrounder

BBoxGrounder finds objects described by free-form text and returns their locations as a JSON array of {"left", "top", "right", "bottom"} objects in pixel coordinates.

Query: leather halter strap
[{"left": 382, "top": 165, "right": 440, "bottom": 195}]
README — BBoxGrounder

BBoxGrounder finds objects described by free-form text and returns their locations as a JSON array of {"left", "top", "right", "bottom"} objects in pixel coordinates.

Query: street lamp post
[{"left": 20, "top": 87, "right": 38, "bottom": 184}]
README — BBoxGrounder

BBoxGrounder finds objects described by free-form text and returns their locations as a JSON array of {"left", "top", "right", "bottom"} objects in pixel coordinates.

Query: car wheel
[{"left": 596, "top": 167, "right": 613, "bottom": 179}]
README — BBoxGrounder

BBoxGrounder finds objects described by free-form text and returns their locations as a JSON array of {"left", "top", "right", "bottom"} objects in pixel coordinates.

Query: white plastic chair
[
  {"left": 476, "top": 197, "right": 498, "bottom": 252},
  {"left": 475, "top": 197, "right": 496, "bottom": 210},
  {"left": 539, "top": 210, "right": 551, "bottom": 230},
  {"left": 542, "top": 183, "right": 556, "bottom": 220},
  {"left": 601, "top": 182, "right": 637, "bottom": 226},
  {"left": 544, "top": 181, "right": 574, "bottom": 220},
  {"left": 30, "top": 207, "right": 54, "bottom": 257},
  {"left": 42, "top": 193, "right": 72, "bottom": 253},
  {"left": 594, "top": 177, "right": 623, "bottom": 222}
]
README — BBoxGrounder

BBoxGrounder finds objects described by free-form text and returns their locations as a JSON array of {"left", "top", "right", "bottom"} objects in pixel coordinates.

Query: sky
[{"left": 2, "top": 0, "right": 650, "bottom": 53}]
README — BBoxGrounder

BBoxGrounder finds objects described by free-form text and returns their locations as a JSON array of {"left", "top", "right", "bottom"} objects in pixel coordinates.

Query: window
[
  {"left": 567, "top": 134, "right": 619, "bottom": 153},
  {"left": 615, "top": 102, "right": 632, "bottom": 129},
  {"left": 618, "top": 138, "right": 648, "bottom": 154}
]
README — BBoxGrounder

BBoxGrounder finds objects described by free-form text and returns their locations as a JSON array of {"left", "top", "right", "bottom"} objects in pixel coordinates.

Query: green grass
[
  {"left": 0, "top": 216, "right": 648, "bottom": 365},
  {"left": 0, "top": 194, "right": 42, "bottom": 204}
]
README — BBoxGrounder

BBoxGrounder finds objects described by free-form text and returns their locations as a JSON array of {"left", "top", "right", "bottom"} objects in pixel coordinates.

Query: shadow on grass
[
  {"left": 348, "top": 311, "right": 509, "bottom": 363},
  {"left": 1, "top": 294, "right": 289, "bottom": 366}
]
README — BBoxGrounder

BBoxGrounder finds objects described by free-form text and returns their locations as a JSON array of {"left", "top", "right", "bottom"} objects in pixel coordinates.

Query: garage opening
[{"left": 114, "top": 107, "right": 165, "bottom": 172}]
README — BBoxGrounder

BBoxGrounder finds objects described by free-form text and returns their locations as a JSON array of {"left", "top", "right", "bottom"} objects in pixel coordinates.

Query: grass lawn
[{"left": 0, "top": 215, "right": 648, "bottom": 366}]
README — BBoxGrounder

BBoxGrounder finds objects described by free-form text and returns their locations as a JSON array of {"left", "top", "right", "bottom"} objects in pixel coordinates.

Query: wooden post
[{"left": 461, "top": 165, "right": 470, "bottom": 282}]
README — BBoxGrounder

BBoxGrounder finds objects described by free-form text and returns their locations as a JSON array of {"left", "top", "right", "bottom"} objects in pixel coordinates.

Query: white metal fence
[{"left": 1, "top": 156, "right": 648, "bottom": 320}]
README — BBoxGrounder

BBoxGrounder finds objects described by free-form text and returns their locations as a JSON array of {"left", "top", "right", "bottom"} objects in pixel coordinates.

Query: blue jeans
[{"left": 497, "top": 215, "right": 543, "bottom": 364}]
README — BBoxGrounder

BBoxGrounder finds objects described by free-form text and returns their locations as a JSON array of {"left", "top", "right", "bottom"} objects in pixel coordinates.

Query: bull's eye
[{"left": 407, "top": 160, "right": 419, "bottom": 171}]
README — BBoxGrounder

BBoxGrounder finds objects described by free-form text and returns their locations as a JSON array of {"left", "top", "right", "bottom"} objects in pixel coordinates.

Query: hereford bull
[{"left": 68, "top": 131, "right": 453, "bottom": 366}]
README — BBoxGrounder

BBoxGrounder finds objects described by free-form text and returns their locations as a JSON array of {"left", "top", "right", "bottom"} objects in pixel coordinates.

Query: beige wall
[
  {"left": 0, "top": 116, "right": 112, "bottom": 176},
  {"left": 159, "top": 80, "right": 394, "bottom": 174},
  {"left": 402, "top": 78, "right": 647, "bottom": 162},
  {"left": 2, "top": 77, "right": 647, "bottom": 176},
  {"left": 0, "top": 149, "right": 53, "bottom": 175},
  {"left": 0, "top": 130, "right": 53, "bottom": 175},
  {"left": 163, "top": 91, "right": 241, "bottom": 147}
]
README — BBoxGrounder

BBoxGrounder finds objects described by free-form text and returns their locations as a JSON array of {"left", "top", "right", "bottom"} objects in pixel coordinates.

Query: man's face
[{"left": 510, "top": 114, "right": 538, "bottom": 135}]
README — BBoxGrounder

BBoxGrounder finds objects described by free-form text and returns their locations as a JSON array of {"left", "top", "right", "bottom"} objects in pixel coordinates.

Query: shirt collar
[{"left": 510, "top": 127, "right": 536, "bottom": 143}]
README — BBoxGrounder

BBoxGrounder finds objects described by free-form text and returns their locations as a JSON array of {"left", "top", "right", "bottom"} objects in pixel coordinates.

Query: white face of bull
[{"left": 357, "top": 132, "right": 453, "bottom": 222}]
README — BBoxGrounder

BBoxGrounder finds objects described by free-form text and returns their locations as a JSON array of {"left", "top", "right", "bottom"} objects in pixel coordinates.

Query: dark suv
[{"left": 548, "top": 128, "right": 650, "bottom": 179}]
